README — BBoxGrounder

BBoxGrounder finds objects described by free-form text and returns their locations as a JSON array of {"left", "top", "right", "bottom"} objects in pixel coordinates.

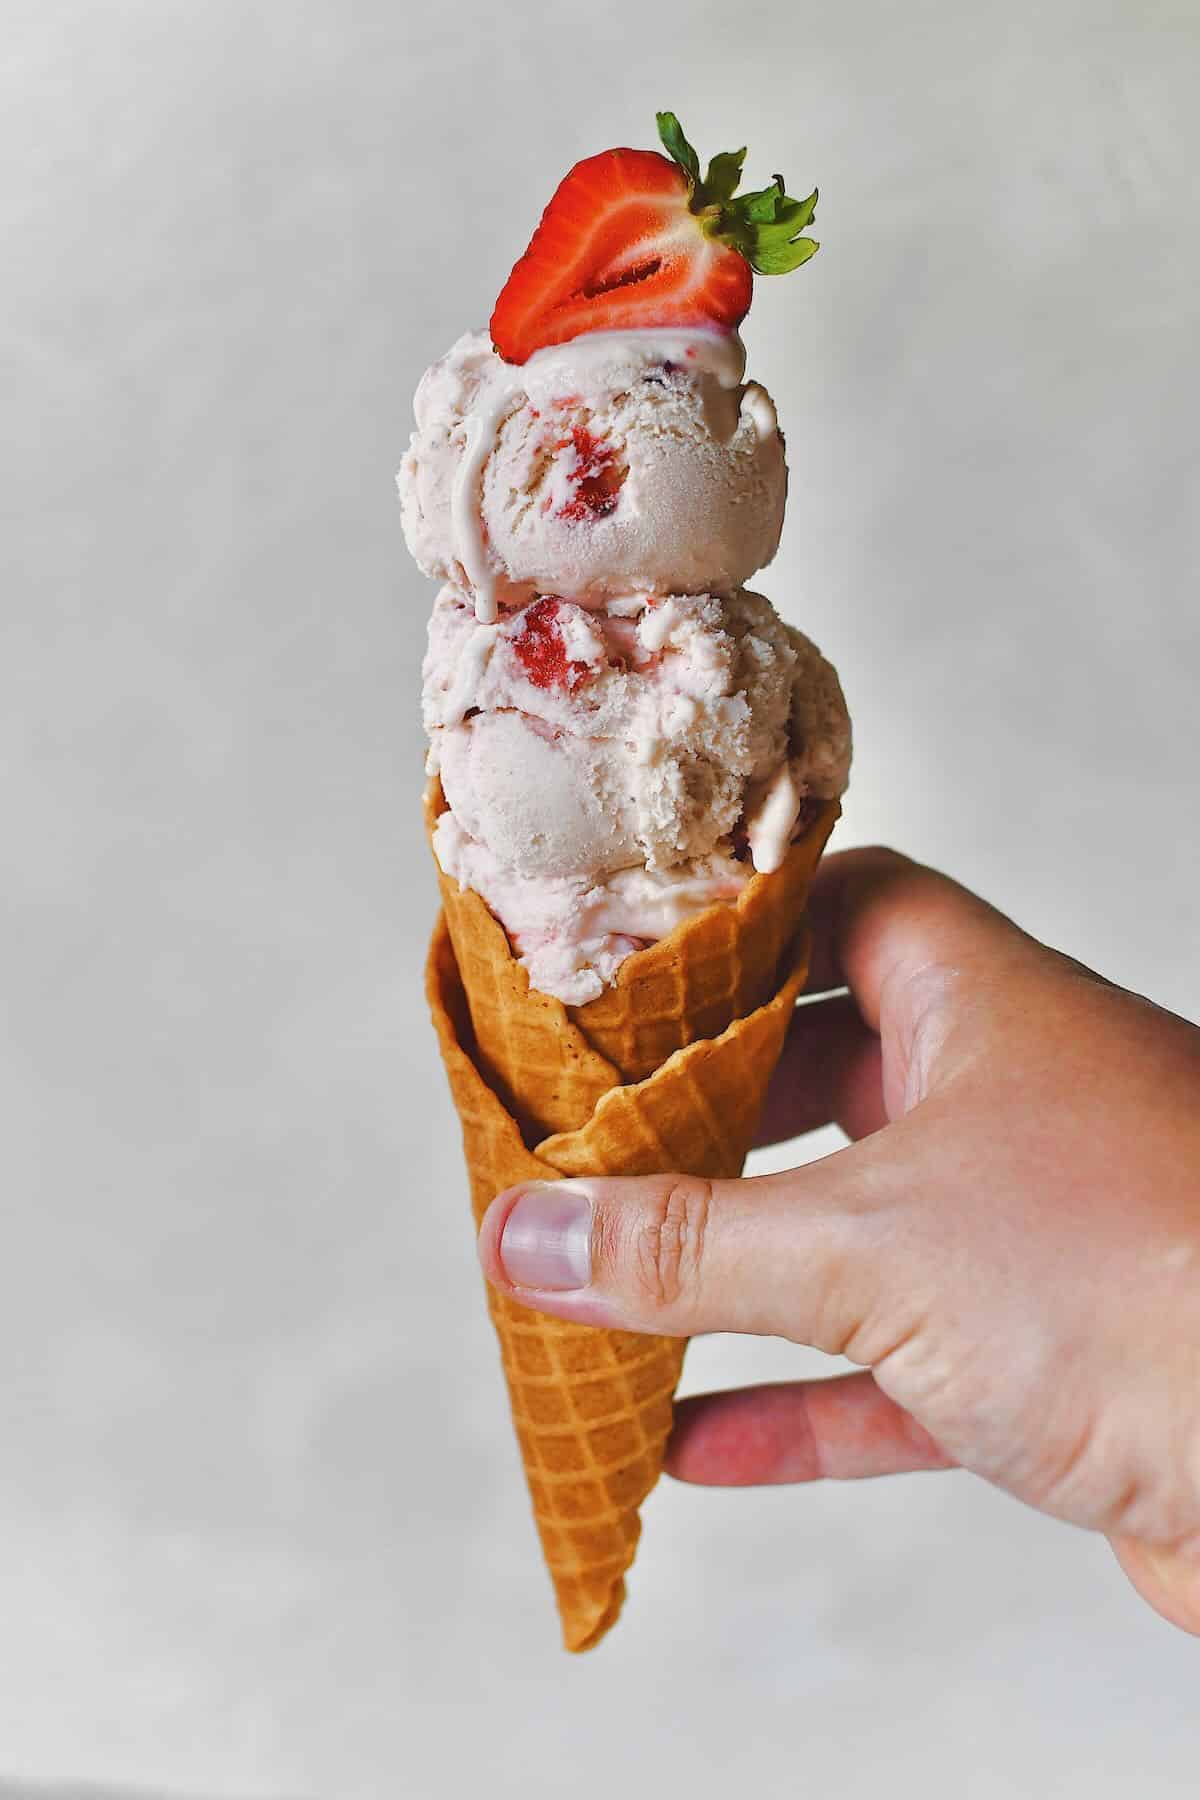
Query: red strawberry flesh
[
  {"left": 558, "top": 426, "right": 625, "bottom": 522},
  {"left": 491, "top": 148, "right": 752, "bottom": 364},
  {"left": 511, "top": 598, "right": 595, "bottom": 693}
]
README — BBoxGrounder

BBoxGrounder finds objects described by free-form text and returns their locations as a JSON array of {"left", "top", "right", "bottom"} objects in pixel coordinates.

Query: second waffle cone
[{"left": 426, "top": 784, "right": 840, "bottom": 1650}]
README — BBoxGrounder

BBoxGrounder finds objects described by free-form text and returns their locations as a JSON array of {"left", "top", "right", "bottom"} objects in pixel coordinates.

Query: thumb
[{"left": 477, "top": 1142, "right": 899, "bottom": 1351}]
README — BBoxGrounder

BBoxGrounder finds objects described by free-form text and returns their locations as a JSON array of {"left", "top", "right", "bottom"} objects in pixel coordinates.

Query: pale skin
[{"left": 478, "top": 848, "right": 1200, "bottom": 1635}]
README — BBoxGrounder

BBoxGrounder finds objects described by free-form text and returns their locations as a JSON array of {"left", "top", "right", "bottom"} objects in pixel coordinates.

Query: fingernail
[{"left": 499, "top": 1183, "right": 592, "bottom": 1291}]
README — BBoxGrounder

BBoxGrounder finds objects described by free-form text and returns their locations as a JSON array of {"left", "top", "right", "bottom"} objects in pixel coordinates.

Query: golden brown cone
[
  {"left": 569, "top": 797, "right": 840, "bottom": 1081},
  {"left": 425, "top": 778, "right": 840, "bottom": 1132},
  {"left": 426, "top": 913, "right": 813, "bottom": 1651},
  {"left": 425, "top": 780, "right": 840, "bottom": 1650}
]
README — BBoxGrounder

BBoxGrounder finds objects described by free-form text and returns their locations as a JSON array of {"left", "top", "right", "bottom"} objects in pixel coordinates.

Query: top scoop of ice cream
[{"left": 398, "top": 329, "right": 786, "bottom": 622}]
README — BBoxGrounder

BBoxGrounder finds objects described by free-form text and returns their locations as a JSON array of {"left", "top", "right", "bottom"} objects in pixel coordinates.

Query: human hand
[{"left": 477, "top": 848, "right": 1200, "bottom": 1634}]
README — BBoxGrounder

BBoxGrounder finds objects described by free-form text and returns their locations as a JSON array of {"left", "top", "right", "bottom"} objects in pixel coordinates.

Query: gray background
[{"left": 4, "top": 0, "right": 1199, "bottom": 1794}]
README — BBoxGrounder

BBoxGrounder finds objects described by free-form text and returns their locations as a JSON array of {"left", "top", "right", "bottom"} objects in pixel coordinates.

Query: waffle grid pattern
[
  {"left": 541, "top": 947, "right": 809, "bottom": 1178},
  {"left": 426, "top": 780, "right": 619, "bottom": 1141},
  {"left": 490, "top": 1289, "right": 686, "bottom": 1650},
  {"left": 427, "top": 902, "right": 814, "bottom": 1651},
  {"left": 573, "top": 796, "right": 838, "bottom": 1080},
  {"left": 428, "top": 778, "right": 839, "bottom": 1115},
  {"left": 438, "top": 878, "right": 617, "bottom": 1141}
]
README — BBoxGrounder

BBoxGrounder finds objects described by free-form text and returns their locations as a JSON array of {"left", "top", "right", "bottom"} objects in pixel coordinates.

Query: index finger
[{"left": 802, "top": 845, "right": 1029, "bottom": 1031}]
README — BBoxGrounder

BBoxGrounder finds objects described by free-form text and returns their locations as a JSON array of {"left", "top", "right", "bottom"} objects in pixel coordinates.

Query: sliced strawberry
[
  {"left": 491, "top": 149, "right": 749, "bottom": 364},
  {"left": 491, "top": 113, "right": 819, "bottom": 364}
]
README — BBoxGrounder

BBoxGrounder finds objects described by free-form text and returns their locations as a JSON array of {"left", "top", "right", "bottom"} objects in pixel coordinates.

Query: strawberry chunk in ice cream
[
  {"left": 510, "top": 597, "right": 599, "bottom": 693},
  {"left": 554, "top": 426, "right": 626, "bottom": 523}
]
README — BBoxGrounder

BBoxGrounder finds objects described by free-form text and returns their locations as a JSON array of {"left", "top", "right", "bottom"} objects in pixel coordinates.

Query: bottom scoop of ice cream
[
  {"left": 423, "top": 584, "right": 850, "bottom": 1004},
  {"left": 431, "top": 803, "right": 756, "bottom": 1006}
]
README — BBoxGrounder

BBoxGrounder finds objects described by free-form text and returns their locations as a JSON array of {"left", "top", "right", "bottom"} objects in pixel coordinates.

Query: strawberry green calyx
[{"left": 655, "top": 110, "right": 819, "bottom": 275}]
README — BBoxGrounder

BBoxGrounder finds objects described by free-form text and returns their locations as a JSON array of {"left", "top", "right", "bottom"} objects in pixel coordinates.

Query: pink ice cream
[
  {"left": 404, "top": 327, "right": 851, "bottom": 1005},
  {"left": 399, "top": 329, "right": 786, "bottom": 624}
]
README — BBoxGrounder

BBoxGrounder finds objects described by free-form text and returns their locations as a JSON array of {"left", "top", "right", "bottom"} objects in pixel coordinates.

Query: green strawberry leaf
[
  {"left": 655, "top": 112, "right": 820, "bottom": 278},
  {"left": 656, "top": 112, "right": 700, "bottom": 185},
  {"left": 753, "top": 189, "right": 817, "bottom": 235},
  {"left": 750, "top": 236, "right": 819, "bottom": 274},
  {"left": 739, "top": 177, "right": 787, "bottom": 224},
  {"left": 784, "top": 187, "right": 818, "bottom": 233},
  {"left": 700, "top": 147, "right": 747, "bottom": 206}
]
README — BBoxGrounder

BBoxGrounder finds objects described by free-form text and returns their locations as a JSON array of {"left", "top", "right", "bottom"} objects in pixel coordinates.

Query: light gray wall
[{"left": 3, "top": 0, "right": 1198, "bottom": 1794}]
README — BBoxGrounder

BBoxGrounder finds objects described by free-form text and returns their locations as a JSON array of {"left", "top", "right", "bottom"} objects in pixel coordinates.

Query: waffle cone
[
  {"left": 425, "top": 785, "right": 840, "bottom": 1651},
  {"left": 425, "top": 779, "right": 840, "bottom": 1133}
]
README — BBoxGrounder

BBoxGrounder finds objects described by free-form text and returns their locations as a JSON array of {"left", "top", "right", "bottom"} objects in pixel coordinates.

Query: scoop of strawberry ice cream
[
  {"left": 398, "top": 328, "right": 786, "bottom": 623},
  {"left": 423, "top": 585, "right": 850, "bottom": 1002}
]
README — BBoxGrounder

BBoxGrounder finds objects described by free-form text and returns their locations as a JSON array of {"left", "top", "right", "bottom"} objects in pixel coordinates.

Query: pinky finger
[{"left": 665, "top": 1371, "right": 955, "bottom": 1487}]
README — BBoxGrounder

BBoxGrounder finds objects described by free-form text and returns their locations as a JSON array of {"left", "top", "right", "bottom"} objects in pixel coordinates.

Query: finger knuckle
[
  {"left": 629, "top": 1176, "right": 714, "bottom": 1312},
  {"left": 853, "top": 844, "right": 913, "bottom": 872}
]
